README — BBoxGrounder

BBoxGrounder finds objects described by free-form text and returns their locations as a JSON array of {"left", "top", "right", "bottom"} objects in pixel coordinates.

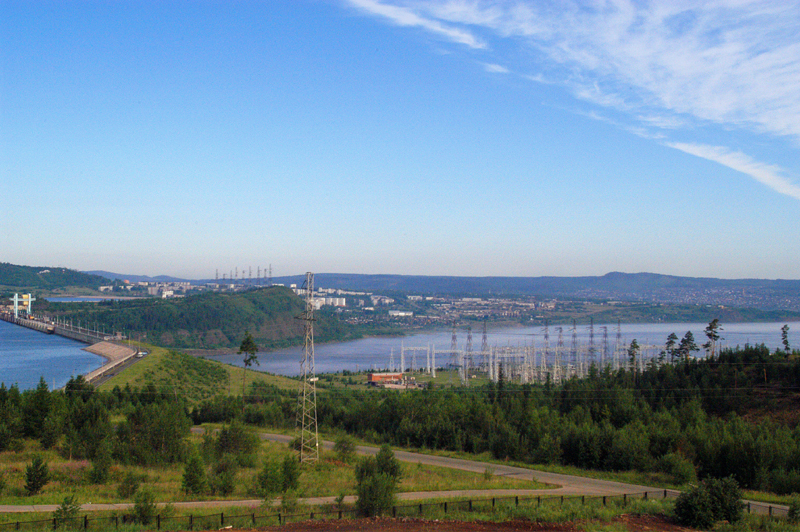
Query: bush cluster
[{"left": 674, "top": 477, "right": 743, "bottom": 529}]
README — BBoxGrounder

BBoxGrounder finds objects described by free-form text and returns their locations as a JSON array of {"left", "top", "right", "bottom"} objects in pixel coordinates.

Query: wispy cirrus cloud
[
  {"left": 482, "top": 62, "right": 509, "bottom": 73},
  {"left": 667, "top": 142, "right": 800, "bottom": 201},
  {"left": 347, "top": 0, "right": 800, "bottom": 142},
  {"left": 346, "top": 0, "right": 486, "bottom": 49},
  {"left": 344, "top": 0, "right": 800, "bottom": 200}
]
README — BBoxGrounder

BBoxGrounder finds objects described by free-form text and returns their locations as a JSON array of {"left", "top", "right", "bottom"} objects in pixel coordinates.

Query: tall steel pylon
[
  {"left": 296, "top": 272, "right": 318, "bottom": 464},
  {"left": 481, "top": 317, "right": 489, "bottom": 370}
]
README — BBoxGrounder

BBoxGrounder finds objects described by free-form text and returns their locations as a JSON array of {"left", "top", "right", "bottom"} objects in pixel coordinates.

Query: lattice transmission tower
[{"left": 295, "top": 272, "right": 319, "bottom": 464}]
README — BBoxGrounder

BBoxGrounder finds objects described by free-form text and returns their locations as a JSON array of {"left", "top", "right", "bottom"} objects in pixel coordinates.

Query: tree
[
  {"left": 281, "top": 454, "right": 300, "bottom": 492},
  {"left": 254, "top": 458, "right": 283, "bottom": 498},
  {"left": 133, "top": 487, "right": 156, "bottom": 525},
  {"left": 25, "top": 455, "right": 49, "bottom": 495},
  {"left": 238, "top": 331, "right": 259, "bottom": 401},
  {"left": 334, "top": 435, "right": 357, "bottom": 463},
  {"left": 627, "top": 339, "right": 640, "bottom": 372},
  {"left": 702, "top": 319, "right": 723, "bottom": 358},
  {"left": 675, "top": 477, "right": 743, "bottom": 528},
  {"left": 677, "top": 331, "right": 699, "bottom": 362},
  {"left": 52, "top": 495, "right": 81, "bottom": 528},
  {"left": 354, "top": 445, "right": 402, "bottom": 516},
  {"left": 781, "top": 324, "right": 791, "bottom": 355},
  {"left": 181, "top": 451, "right": 208, "bottom": 495},
  {"left": 664, "top": 332, "right": 678, "bottom": 364}
]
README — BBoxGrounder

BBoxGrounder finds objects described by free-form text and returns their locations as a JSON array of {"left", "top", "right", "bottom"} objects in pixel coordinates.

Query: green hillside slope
[
  {"left": 98, "top": 346, "right": 298, "bottom": 403},
  {"left": 38, "top": 286, "right": 355, "bottom": 350},
  {"left": 0, "top": 262, "right": 108, "bottom": 290}
]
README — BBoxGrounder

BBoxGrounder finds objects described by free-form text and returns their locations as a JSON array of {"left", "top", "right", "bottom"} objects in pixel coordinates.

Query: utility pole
[{"left": 295, "top": 272, "right": 318, "bottom": 464}]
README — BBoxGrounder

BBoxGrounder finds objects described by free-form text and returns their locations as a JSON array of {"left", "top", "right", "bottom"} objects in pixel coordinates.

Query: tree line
[{"left": 2, "top": 328, "right": 800, "bottom": 497}]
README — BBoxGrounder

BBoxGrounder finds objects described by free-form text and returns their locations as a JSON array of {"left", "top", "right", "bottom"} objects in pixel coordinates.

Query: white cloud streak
[
  {"left": 346, "top": 0, "right": 486, "bottom": 49},
  {"left": 667, "top": 142, "right": 800, "bottom": 201},
  {"left": 346, "top": 1, "right": 800, "bottom": 143},
  {"left": 482, "top": 62, "right": 509, "bottom": 73},
  {"left": 345, "top": 0, "right": 800, "bottom": 201}
]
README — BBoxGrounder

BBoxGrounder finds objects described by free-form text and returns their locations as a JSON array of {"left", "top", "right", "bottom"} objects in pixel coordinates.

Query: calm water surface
[
  {"left": 0, "top": 320, "right": 103, "bottom": 390},
  {"left": 1, "top": 319, "right": 795, "bottom": 388},
  {"left": 208, "top": 321, "right": 799, "bottom": 376}
]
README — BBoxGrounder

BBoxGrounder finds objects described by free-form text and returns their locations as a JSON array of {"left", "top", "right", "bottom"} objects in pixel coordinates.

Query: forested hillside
[
  {"left": 37, "top": 286, "right": 355, "bottom": 350},
  {"left": 0, "top": 263, "right": 107, "bottom": 291}
]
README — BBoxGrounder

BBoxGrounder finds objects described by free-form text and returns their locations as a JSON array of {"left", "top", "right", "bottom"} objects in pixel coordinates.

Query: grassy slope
[{"left": 98, "top": 345, "right": 298, "bottom": 401}]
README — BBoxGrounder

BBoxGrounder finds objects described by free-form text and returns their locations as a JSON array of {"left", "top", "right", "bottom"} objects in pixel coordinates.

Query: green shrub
[
  {"left": 657, "top": 452, "right": 697, "bottom": 484},
  {"left": 282, "top": 454, "right": 300, "bottom": 492},
  {"left": 24, "top": 455, "right": 49, "bottom": 495},
  {"left": 674, "top": 477, "right": 743, "bottom": 529},
  {"left": 133, "top": 488, "right": 156, "bottom": 525},
  {"left": 254, "top": 458, "right": 283, "bottom": 497},
  {"left": 375, "top": 445, "right": 402, "bottom": 481},
  {"left": 787, "top": 494, "right": 800, "bottom": 523},
  {"left": 704, "top": 477, "right": 743, "bottom": 523},
  {"left": 674, "top": 484, "right": 715, "bottom": 529},
  {"left": 210, "top": 456, "right": 237, "bottom": 496},
  {"left": 181, "top": 452, "right": 208, "bottom": 495},
  {"left": 354, "top": 447, "right": 402, "bottom": 517},
  {"left": 52, "top": 495, "right": 81, "bottom": 528},
  {"left": 88, "top": 438, "right": 112, "bottom": 484},
  {"left": 117, "top": 472, "right": 140, "bottom": 499},
  {"left": 355, "top": 472, "right": 397, "bottom": 517},
  {"left": 333, "top": 435, "right": 357, "bottom": 463}
]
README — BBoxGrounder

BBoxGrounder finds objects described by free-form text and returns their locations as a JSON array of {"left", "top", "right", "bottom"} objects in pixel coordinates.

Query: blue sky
[{"left": 2, "top": 0, "right": 799, "bottom": 280}]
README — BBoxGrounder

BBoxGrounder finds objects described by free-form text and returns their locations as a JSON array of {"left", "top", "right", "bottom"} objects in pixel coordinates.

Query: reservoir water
[
  {"left": 0, "top": 320, "right": 103, "bottom": 391},
  {"left": 1, "top": 319, "right": 796, "bottom": 388},
  {"left": 208, "top": 321, "right": 799, "bottom": 377}
]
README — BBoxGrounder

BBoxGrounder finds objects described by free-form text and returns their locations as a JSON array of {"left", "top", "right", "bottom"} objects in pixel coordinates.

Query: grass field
[
  {"left": 97, "top": 345, "right": 299, "bottom": 401},
  {"left": 0, "top": 428, "right": 541, "bottom": 515}
]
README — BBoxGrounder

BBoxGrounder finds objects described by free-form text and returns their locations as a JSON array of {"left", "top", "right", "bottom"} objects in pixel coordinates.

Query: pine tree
[
  {"left": 238, "top": 331, "right": 259, "bottom": 402},
  {"left": 24, "top": 455, "right": 49, "bottom": 495},
  {"left": 181, "top": 452, "right": 207, "bottom": 495}
]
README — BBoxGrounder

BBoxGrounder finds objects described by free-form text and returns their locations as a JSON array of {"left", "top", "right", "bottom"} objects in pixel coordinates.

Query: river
[
  {"left": 206, "top": 321, "right": 799, "bottom": 377},
  {"left": 1, "top": 320, "right": 796, "bottom": 389}
]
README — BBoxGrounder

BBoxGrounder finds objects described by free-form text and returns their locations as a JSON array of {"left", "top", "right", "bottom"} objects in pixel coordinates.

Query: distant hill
[
  {"left": 273, "top": 272, "right": 800, "bottom": 311},
  {"left": 0, "top": 263, "right": 109, "bottom": 290},
  {"left": 38, "top": 285, "right": 355, "bottom": 350},
  {"left": 85, "top": 270, "right": 189, "bottom": 284}
]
